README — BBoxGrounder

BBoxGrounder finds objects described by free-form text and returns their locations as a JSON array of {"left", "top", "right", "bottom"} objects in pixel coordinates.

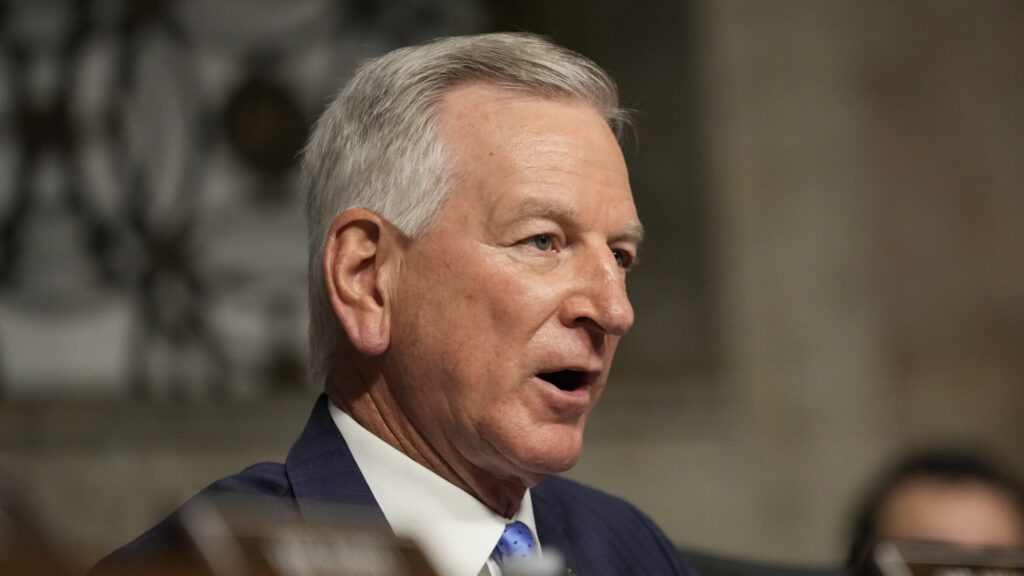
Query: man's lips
[{"left": 535, "top": 369, "right": 597, "bottom": 392}]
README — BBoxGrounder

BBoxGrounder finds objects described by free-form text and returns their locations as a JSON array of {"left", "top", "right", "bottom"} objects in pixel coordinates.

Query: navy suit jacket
[{"left": 93, "top": 395, "right": 693, "bottom": 576}]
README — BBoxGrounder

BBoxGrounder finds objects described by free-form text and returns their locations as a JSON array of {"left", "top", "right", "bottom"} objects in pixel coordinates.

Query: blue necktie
[{"left": 491, "top": 521, "right": 537, "bottom": 566}]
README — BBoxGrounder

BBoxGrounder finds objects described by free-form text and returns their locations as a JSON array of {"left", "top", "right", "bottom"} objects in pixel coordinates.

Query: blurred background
[{"left": 1, "top": 0, "right": 1022, "bottom": 571}]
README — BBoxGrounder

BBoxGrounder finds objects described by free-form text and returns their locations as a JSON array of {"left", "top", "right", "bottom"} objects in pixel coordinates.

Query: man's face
[
  {"left": 878, "top": 477, "right": 1024, "bottom": 548},
  {"left": 383, "top": 83, "right": 640, "bottom": 487}
]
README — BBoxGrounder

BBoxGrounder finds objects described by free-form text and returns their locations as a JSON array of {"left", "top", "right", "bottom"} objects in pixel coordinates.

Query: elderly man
[{"left": 94, "top": 32, "right": 690, "bottom": 576}]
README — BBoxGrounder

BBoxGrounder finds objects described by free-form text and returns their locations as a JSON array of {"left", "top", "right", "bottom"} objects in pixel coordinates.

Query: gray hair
[{"left": 302, "top": 31, "right": 629, "bottom": 389}]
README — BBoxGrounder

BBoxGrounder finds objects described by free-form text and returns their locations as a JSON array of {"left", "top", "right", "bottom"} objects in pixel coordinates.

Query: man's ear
[{"left": 323, "top": 208, "right": 398, "bottom": 356}]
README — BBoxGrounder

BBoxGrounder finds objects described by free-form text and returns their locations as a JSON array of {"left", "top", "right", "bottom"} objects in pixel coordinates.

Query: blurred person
[
  {"left": 91, "top": 32, "right": 691, "bottom": 576},
  {"left": 846, "top": 448, "right": 1024, "bottom": 572}
]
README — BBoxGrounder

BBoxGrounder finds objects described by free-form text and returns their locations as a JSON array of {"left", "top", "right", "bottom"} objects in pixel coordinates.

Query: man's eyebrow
[
  {"left": 509, "top": 199, "right": 579, "bottom": 222},
  {"left": 615, "top": 220, "right": 645, "bottom": 247},
  {"left": 509, "top": 199, "right": 644, "bottom": 245}
]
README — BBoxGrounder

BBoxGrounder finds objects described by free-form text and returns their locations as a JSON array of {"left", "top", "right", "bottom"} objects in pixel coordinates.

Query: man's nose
[{"left": 561, "top": 248, "right": 635, "bottom": 337}]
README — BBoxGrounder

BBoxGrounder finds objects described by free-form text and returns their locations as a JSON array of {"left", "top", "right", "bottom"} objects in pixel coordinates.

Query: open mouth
[{"left": 537, "top": 370, "right": 589, "bottom": 392}]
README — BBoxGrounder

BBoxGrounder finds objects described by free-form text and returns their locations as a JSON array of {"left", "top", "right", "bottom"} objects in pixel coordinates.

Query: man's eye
[
  {"left": 530, "top": 234, "right": 554, "bottom": 251},
  {"left": 613, "top": 249, "right": 634, "bottom": 269}
]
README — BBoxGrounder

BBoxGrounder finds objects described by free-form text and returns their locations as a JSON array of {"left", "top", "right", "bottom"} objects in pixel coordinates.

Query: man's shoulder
[
  {"left": 89, "top": 462, "right": 293, "bottom": 575},
  {"left": 201, "top": 461, "right": 294, "bottom": 497}
]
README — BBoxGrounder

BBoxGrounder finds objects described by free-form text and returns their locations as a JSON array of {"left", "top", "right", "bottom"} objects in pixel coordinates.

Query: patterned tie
[{"left": 491, "top": 521, "right": 537, "bottom": 566}]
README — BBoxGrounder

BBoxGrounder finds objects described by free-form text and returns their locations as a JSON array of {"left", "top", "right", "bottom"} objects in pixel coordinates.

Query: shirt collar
[{"left": 328, "top": 401, "right": 538, "bottom": 576}]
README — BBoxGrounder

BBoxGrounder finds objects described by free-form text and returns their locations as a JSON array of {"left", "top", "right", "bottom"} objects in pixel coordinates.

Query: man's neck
[{"left": 325, "top": 371, "right": 527, "bottom": 518}]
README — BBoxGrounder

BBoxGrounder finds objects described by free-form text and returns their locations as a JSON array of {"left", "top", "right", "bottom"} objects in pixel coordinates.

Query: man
[
  {"left": 846, "top": 449, "right": 1024, "bottom": 573},
  {"left": 94, "top": 32, "right": 690, "bottom": 576}
]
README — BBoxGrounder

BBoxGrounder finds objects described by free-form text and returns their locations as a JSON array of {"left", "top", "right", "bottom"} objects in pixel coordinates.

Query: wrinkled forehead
[
  {"left": 432, "top": 83, "right": 639, "bottom": 239},
  {"left": 435, "top": 81, "right": 620, "bottom": 144},
  {"left": 435, "top": 83, "right": 625, "bottom": 172}
]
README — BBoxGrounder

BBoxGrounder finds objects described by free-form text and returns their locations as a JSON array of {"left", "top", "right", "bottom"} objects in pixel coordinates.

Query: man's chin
[
  {"left": 482, "top": 421, "right": 587, "bottom": 483},
  {"left": 508, "top": 440, "right": 584, "bottom": 484}
]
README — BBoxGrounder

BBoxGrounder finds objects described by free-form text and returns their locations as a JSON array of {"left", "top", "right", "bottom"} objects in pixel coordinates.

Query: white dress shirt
[{"left": 328, "top": 402, "right": 539, "bottom": 576}]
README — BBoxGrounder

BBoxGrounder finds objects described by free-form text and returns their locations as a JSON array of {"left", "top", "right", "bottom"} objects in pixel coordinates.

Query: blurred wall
[
  {"left": 682, "top": 0, "right": 1024, "bottom": 562},
  {"left": 2, "top": 0, "right": 1024, "bottom": 570}
]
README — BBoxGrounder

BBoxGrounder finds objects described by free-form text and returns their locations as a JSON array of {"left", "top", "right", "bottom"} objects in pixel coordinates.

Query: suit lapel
[
  {"left": 284, "top": 394, "right": 388, "bottom": 525},
  {"left": 533, "top": 481, "right": 582, "bottom": 574}
]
